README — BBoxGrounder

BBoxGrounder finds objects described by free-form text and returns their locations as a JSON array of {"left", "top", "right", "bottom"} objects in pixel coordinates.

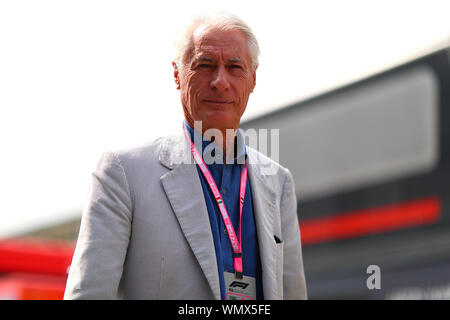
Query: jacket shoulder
[{"left": 101, "top": 133, "right": 183, "bottom": 168}]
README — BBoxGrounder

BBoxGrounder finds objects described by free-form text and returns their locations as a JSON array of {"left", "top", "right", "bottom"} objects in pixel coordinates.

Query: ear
[{"left": 172, "top": 61, "right": 181, "bottom": 90}]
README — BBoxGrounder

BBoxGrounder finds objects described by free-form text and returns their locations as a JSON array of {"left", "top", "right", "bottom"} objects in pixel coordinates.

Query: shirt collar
[{"left": 183, "top": 120, "right": 247, "bottom": 165}]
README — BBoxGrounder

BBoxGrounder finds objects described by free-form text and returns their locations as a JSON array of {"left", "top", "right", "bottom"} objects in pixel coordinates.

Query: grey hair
[{"left": 173, "top": 12, "right": 260, "bottom": 70}]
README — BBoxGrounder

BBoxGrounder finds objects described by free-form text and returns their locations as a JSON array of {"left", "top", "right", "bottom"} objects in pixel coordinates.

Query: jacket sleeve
[
  {"left": 64, "top": 151, "right": 132, "bottom": 299},
  {"left": 280, "top": 168, "right": 308, "bottom": 299}
]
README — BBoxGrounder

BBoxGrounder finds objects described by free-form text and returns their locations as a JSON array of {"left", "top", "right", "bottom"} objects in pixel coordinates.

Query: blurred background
[{"left": 0, "top": 0, "right": 449, "bottom": 299}]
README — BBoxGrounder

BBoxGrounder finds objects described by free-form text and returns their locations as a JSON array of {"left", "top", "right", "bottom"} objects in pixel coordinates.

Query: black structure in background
[{"left": 241, "top": 47, "right": 450, "bottom": 299}]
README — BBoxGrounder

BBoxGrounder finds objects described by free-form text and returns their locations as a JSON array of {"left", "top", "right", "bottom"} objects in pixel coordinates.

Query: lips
[{"left": 203, "top": 99, "right": 233, "bottom": 104}]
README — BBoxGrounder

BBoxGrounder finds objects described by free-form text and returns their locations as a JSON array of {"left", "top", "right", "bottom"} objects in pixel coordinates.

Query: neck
[{"left": 187, "top": 120, "right": 238, "bottom": 161}]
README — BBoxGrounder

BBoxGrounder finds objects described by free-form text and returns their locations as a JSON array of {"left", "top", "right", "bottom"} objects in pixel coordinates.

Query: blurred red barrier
[
  {"left": 0, "top": 238, "right": 75, "bottom": 276},
  {"left": 0, "top": 273, "right": 67, "bottom": 300}
]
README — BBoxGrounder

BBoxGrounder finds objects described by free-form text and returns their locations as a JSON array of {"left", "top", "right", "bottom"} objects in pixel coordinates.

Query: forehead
[{"left": 191, "top": 27, "right": 251, "bottom": 62}]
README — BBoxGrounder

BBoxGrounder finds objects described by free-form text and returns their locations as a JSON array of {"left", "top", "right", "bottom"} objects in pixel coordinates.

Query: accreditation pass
[{"left": 224, "top": 271, "right": 256, "bottom": 300}]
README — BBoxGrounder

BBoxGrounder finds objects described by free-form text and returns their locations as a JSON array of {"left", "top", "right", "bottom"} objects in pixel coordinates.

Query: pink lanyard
[{"left": 183, "top": 125, "right": 247, "bottom": 279}]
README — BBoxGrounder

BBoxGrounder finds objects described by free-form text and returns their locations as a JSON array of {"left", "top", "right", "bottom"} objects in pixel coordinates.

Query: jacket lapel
[
  {"left": 247, "top": 149, "right": 279, "bottom": 299},
  {"left": 159, "top": 134, "right": 221, "bottom": 300},
  {"left": 158, "top": 133, "right": 280, "bottom": 300}
]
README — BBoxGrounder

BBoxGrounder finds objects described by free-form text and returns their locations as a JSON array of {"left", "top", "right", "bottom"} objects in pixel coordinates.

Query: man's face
[{"left": 173, "top": 26, "right": 256, "bottom": 133}]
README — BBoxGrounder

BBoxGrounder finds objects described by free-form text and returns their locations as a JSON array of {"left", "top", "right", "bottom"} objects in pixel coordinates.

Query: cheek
[
  {"left": 180, "top": 74, "right": 195, "bottom": 101},
  {"left": 180, "top": 73, "right": 206, "bottom": 116},
  {"left": 237, "top": 78, "right": 254, "bottom": 103}
]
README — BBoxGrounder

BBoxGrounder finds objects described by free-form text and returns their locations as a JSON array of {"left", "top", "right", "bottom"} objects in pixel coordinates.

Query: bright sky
[{"left": 0, "top": 0, "right": 449, "bottom": 237}]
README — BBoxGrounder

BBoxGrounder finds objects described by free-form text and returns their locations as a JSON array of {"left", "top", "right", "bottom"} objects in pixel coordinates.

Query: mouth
[{"left": 203, "top": 99, "right": 233, "bottom": 105}]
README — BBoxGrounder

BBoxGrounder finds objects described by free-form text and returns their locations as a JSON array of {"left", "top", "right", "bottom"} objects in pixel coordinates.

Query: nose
[{"left": 210, "top": 65, "right": 230, "bottom": 91}]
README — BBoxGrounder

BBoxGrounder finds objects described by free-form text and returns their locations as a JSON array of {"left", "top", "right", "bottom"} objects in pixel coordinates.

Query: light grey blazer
[{"left": 64, "top": 131, "right": 307, "bottom": 300}]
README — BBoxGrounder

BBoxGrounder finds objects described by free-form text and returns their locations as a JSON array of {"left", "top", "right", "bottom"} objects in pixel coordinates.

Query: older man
[{"left": 64, "top": 12, "right": 307, "bottom": 300}]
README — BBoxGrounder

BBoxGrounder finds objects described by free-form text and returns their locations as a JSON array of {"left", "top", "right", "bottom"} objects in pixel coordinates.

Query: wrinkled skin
[{"left": 173, "top": 26, "right": 257, "bottom": 141}]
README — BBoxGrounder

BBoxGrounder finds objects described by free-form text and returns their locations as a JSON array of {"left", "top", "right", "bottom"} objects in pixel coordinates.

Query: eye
[{"left": 230, "top": 64, "right": 243, "bottom": 69}]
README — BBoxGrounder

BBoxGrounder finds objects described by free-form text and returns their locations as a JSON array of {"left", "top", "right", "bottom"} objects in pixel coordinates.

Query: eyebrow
[
  {"left": 195, "top": 56, "right": 215, "bottom": 64},
  {"left": 197, "top": 56, "right": 215, "bottom": 62},
  {"left": 227, "top": 58, "right": 243, "bottom": 64}
]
